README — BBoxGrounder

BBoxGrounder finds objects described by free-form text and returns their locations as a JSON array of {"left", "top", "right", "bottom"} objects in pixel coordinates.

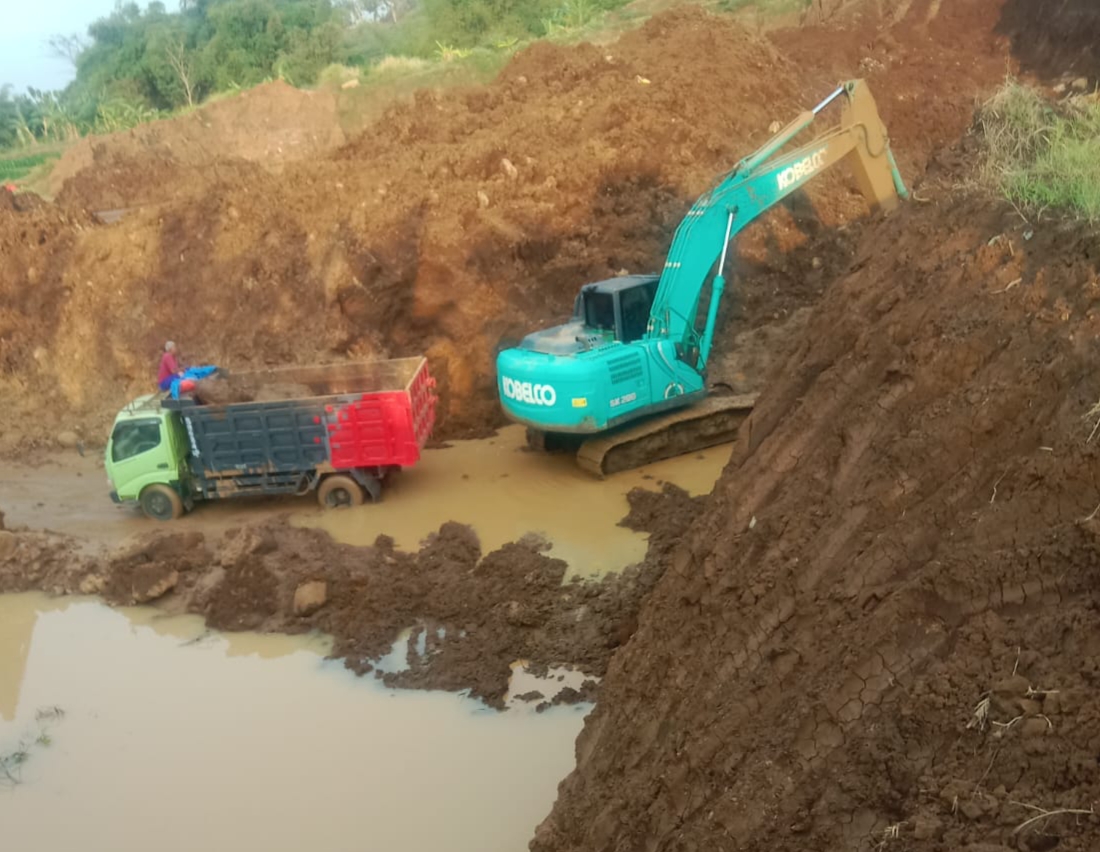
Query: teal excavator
[{"left": 495, "top": 79, "right": 908, "bottom": 475}]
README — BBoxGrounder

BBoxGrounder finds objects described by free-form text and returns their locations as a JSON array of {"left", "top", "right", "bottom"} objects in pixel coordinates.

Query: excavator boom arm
[{"left": 646, "top": 80, "right": 906, "bottom": 366}]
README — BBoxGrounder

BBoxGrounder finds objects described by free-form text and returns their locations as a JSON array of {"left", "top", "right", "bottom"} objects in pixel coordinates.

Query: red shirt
[{"left": 158, "top": 351, "right": 180, "bottom": 384}]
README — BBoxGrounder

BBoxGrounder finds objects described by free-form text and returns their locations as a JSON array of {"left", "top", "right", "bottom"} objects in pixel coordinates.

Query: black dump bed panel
[
  {"left": 180, "top": 401, "right": 328, "bottom": 474},
  {"left": 163, "top": 357, "right": 424, "bottom": 475}
]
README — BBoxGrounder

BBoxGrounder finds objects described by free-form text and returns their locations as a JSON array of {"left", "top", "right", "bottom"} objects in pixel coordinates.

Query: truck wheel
[
  {"left": 318, "top": 475, "right": 365, "bottom": 509},
  {"left": 140, "top": 484, "right": 184, "bottom": 521}
]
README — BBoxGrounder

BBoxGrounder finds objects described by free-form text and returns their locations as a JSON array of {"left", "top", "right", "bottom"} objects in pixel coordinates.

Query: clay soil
[
  {"left": 3, "top": 0, "right": 1100, "bottom": 850},
  {"left": 533, "top": 192, "right": 1100, "bottom": 852},
  {"left": 0, "top": 0, "right": 1012, "bottom": 457}
]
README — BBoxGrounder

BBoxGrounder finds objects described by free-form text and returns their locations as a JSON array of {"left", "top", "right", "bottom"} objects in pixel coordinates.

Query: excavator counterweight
[{"left": 496, "top": 80, "right": 907, "bottom": 476}]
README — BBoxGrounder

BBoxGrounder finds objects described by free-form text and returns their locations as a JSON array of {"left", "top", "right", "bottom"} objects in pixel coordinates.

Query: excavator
[{"left": 496, "top": 80, "right": 908, "bottom": 476}]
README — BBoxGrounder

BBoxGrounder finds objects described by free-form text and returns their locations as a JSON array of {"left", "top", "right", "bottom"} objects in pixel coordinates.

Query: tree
[
  {"left": 48, "top": 34, "right": 89, "bottom": 68},
  {"left": 165, "top": 38, "right": 197, "bottom": 107}
]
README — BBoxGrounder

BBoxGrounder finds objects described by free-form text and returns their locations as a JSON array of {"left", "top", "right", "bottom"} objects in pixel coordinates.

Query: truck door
[{"left": 107, "top": 417, "right": 178, "bottom": 500}]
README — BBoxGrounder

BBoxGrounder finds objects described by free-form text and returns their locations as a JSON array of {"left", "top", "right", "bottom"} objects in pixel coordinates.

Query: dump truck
[
  {"left": 106, "top": 357, "right": 437, "bottom": 520},
  {"left": 496, "top": 80, "right": 907, "bottom": 475}
]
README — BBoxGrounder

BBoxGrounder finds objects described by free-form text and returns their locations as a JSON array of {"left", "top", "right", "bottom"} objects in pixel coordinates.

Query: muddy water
[
  {"left": 1, "top": 425, "right": 728, "bottom": 573},
  {"left": 297, "top": 425, "right": 728, "bottom": 577},
  {"left": 0, "top": 592, "right": 588, "bottom": 852}
]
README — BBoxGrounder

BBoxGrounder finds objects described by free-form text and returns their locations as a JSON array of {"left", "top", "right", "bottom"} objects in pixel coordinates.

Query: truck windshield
[{"left": 111, "top": 419, "right": 163, "bottom": 462}]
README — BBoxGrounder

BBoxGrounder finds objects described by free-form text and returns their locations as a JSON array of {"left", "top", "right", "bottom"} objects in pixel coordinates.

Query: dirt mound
[
  {"left": 529, "top": 190, "right": 1100, "bottom": 850},
  {"left": 0, "top": 2, "right": 1016, "bottom": 455},
  {"left": 999, "top": 0, "right": 1100, "bottom": 84},
  {"left": 0, "top": 483, "right": 700, "bottom": 707},
  {"left": 192, "top": 374, "right": 314, "bottom": 405},
  {"left": 50, "top": 81, "right": 346, "bottom": 209}
]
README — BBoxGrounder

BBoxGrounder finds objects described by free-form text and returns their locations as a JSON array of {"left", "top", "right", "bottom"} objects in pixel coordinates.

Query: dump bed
[{"left": 163, "top": 356, "right": 436, "bottom": 477}]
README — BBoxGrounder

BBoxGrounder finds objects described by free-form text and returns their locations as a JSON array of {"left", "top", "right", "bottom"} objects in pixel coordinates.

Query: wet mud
[{"left": 0, "top": 482, "right": 698, "bottom": 709}]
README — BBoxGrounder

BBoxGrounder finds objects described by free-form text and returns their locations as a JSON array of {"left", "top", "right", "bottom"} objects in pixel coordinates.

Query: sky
[{"left": 0, "top": 0, "right": 129, "bottom": 93}]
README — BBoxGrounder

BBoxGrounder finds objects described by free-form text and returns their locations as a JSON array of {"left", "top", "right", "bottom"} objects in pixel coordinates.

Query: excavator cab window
[
  {"left": 619, "top": 280, "right": 658, "bottom": 342},
  {"left": 584, "top": 291, "right": 616, "bottom": 333}
]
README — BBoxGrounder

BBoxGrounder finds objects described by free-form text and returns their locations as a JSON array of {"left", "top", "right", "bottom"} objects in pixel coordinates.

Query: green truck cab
[{"left": 105, "top": 394, "right": 192, "bottom": 521}]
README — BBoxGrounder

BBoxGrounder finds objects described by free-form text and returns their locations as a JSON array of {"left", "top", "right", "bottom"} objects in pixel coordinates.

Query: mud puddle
[
  {"left": 0, "top": 592, "right": 588, "bottom": 851},
  {"left": 2, "top": 427, "right": 727, "bottom": 572},
  {"left": 0, "top": 454, "right": 295, "bottom": 549},
  {"left": 296, "top": 425, "right": 728, "bottom": 578}
]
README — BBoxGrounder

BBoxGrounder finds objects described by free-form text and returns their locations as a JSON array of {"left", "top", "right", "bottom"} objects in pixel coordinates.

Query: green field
[{"left": 0, "top": 151, "right": 61, "bottom": 184}]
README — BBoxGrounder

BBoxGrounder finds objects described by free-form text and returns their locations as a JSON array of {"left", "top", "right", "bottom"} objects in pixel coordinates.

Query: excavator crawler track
[{"left": 575, "top": 392, "right": 758, "bottom": 477}]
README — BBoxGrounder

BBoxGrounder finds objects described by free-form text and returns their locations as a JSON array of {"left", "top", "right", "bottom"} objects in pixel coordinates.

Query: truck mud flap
[{"left": 350, "top": 469, "right": 383, "bottom": 502}]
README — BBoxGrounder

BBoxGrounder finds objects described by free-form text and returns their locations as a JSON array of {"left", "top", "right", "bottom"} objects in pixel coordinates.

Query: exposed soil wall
[
  {"left": 47, "top": 81, "right": 347, "bottom": 206},
  {"left": 999, "top": 0, "right": 1100, "bottom": 83},
  {"left": 529, "top": 192, "right": 1100, "bottom": 851},
  {"left": 0, "top": 1, "right": 1013, "bottom": 457}
]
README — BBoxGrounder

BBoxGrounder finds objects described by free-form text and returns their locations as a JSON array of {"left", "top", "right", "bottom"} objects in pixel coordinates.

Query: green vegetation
[
  {"left": 0, "top": 0, "right": 635, "bottom": 155},
  {"left": 0, "top": 151, "right": 62, "bottom": 183},
  {"left": 718, "top": 0, "right": 810, "bottom": 15},
  {"left": 979, "top": 81, "right": 1100, "bottom": 222}
]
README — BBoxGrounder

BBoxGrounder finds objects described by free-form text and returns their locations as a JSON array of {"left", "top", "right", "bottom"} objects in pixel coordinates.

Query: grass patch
[
  {"left": 718, "top": 0, "right": 810, "bottom": 12},
  {"left": 0, "top": 150, "right": 62, "bottom": 184},
  {"left": 979, "top": 80, "right": 1100, "bottom": 222},
  {"left": 336, "top": 47, "right": 515, "bottom": 133}
]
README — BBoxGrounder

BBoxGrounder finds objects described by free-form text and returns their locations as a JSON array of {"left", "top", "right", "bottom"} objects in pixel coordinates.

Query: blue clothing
[{"left": 168, "top": 365, "right": 220, "bottom": 399}]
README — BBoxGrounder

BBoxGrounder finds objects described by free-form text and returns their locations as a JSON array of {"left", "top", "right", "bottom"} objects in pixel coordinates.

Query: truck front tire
[
  {"left": 317, "top": 475, "right": 365, "bottom": 509},
  {"left": 140, "top": 484, "right": 184, "bottom": 521}
]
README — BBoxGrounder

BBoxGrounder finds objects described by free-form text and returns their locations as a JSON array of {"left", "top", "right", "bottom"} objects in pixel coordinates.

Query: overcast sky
[{"left": 1, "top": 0, "right": 133, "bottom": 93}]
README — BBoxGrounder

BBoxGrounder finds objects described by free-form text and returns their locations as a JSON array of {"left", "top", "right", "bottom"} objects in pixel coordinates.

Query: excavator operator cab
[{"left": 574, "top": 275, "right": 659, "bottom": 345}]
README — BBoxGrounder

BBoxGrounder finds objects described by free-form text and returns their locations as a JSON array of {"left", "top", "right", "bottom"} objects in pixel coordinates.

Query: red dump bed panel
[{"left": 325, "top": 358, "right": 437, "bottom": 468}]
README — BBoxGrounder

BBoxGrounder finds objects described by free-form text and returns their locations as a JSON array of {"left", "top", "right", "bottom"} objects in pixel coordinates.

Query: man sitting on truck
[{"left": 157, "top": 341, "right": 196, "bottom": 394}]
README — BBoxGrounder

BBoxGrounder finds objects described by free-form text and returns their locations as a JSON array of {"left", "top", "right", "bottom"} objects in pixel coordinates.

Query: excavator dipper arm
[{"left": 649, "top": 79, "right": 907, "bottom": 371}]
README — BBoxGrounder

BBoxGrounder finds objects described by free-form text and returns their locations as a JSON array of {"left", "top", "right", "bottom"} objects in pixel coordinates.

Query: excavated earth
[
  {"left": 0, "top": 0, "right": 1013, "bottom": 457},
  {"left": 3, "top": 0, "right": 1100, "bottom": 849},
  {"left": 532, "top": 192, "right": 1100, "bottom": 852}
]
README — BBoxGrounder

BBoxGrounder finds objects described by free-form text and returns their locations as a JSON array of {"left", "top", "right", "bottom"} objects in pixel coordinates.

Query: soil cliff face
[
  {"left": 530, "top": 193, "right": 1100, "bottom": 851},
  {"left": 999, "top": 0, "right": 1100, "bottom": 83},
  {"left": 0, "top": 1, "right": 1012, "bottom": 455}
]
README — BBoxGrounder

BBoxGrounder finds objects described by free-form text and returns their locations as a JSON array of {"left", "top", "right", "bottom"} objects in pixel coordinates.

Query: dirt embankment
[
  {"left": 999, "top": 0, "right": 1100, "bottom": 85},
  {"left": 0, "top": 1, "right": 1012, "bottom": 457},
  {"left": 48, "top": 81, "right": 347, "bottom": 208},
  {"left": 0, "top": 484, "right": 700, "bottom": 708},
  {"left": 529, "top": 190, "right": 1100, "bottom": 852}
]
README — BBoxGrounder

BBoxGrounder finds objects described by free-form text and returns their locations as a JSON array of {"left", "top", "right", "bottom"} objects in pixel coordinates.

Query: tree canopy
[{"left": 1, "top": 0, "right": 626, "bottom": 150}]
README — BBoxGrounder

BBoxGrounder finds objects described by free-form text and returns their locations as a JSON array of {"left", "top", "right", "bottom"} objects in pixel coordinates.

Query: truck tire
[
  {"left": 140, "top": 484, "right": 184, "bottom": 521},
  {"left": 317, "top": 475, "right": 365, "bottom": 509}
]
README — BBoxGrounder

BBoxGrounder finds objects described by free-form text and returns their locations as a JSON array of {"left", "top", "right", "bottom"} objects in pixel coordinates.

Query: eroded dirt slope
[
  {"left": 0, "top": 1, "right": 1012, "bottom": 456},
  {"left": 530, "top": 191, "right": 1100, "bottom": 851},
  {"left": 47, "top": 81, "right": 346, "bottom": 207},
  {"left": 999, "top": 0, "right": 1100, "bottom": 84}
]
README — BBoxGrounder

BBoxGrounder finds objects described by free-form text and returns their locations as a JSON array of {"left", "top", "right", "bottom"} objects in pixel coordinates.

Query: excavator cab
[{"left": 573, "top": 275, "right": 659, "bottom": 345}]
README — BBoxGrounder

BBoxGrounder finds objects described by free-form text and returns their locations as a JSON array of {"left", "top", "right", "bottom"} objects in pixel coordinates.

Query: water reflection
[{"left": 0, "top": 593, "right": 587, "bottom": 852}]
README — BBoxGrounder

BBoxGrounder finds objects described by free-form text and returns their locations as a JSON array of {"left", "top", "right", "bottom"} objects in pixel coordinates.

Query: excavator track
[{"left": 575, "top": 392, "right": 758, "bottom": 477}]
